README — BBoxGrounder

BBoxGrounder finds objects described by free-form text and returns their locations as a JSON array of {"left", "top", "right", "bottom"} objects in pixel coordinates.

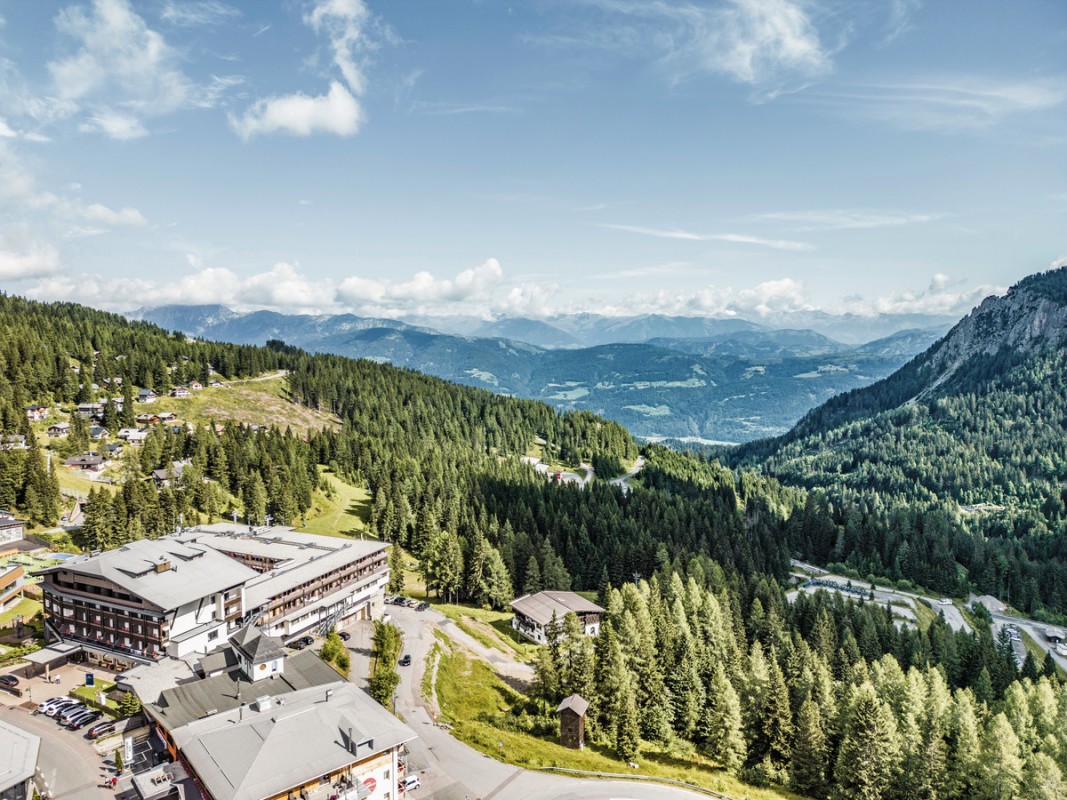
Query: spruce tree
[
  {"left": 387, "top": 543, "right": 405, "bottom": 594},
  {"left": 700, "top": 662, "right": 745, "bottom": 774},
  {"left": 790, "top": 699, "right": 827, "bottom": 796}
]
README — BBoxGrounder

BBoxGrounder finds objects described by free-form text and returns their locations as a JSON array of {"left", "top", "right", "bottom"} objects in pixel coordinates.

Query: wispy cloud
[
  {"left": 869, "top": 273, "right": 1005, "bottom": 315},
  {"left": 411, "top": 101, "right": 523, "bottom": 116},
  {"left": 42, "top": 0, "right": 242, "bottom": 139},
  {"left": 602, "top": 223, "right": 813, "bottom": 251},
  {"left": 160, "top": 1, "right": 240, "bottom": 27},
  {"left": 755, "top": 208, "right": 943, "bottom": 231},
  {"left": 806, "top": 77, "right": 1066, "bottom": 131},
  {"left": 884, "top": 0, "right": 922, "bottom": 43},
  {"left": 0, "top": 230, "right": 61, "bottom": 281},
  {"left": 536, "top": 0, "right": 835, "bottom": 93}
]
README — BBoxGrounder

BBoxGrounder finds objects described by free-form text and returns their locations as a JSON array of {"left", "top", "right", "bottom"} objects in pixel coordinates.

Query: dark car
[
  {"left": 415, "top": 602, "right": 429, "bottom": 612},
  {"left": 398, "top": 654, "right": 412, "bottom": 667},
  {"left": 67, "top": 710, "right": 102, "bottom": 730},
  {"left": 289, "top": 635, "right": 314, "bottom": 650},
  {"left": 86, "top": 720, "right": 118, "bottom": 739},
  {"left": 338, "top": 631, "right": 351, "bottom": 642},
  {"left": 0, "top": 674, "right": 20, "bottom": 688}
]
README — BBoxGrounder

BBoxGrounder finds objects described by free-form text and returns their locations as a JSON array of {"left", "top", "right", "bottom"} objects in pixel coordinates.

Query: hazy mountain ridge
[{"left": 134, "top": 305, "right": 934, "bottom": 442}]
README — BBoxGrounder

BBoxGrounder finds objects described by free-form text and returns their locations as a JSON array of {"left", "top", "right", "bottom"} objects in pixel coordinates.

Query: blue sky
[{"left": 0, "top": 0, "right": 1064, "bottom": 323}]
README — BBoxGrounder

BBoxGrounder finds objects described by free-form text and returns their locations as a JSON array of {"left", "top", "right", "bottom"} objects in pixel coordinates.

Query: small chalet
[
  {"left": 65, "top": 454, "right": 106, "bottom": 472},
  {"left": 89, "top": 426, "right": 109, "bottom": 441},
  {"left": 0, "top": 510, "right": 27, "bottom": 557},
  {"left": 106, "top": 442, "right": 124, "bottom": 457},
  {"left": 208, "top": 380, "right": 224, "bottom": 388},
  {"left": 510, "top": 591, "right": 604, "bottom": 644},
  {"left": 170, "top": 387, "right": 191, "bottom": 399},
  {"left": 138, "top": 389, "right": 158, "bottom": 404},
  {"left": 0, "top": 435, "right": 28, "bottom": 451},
  {"left": 151, "top": 460, "right": 189, "bottom": 487},
  {"left": 25, "top": 404, "right": 49, "bottom": 422},
  {"left": 188, "top": 381, "right": 203, "bottom": 391},
  {"left": 47, "top": 422, "right": 71, "bottom": 438},
  {"left": 135, "top": 413, "right": 161, "bottom": 425},
  {"left": 157, "top": 412, "right": 177, "bottom": 422},
  {"left": 76, "top": 402, "right": 104, "bottom": 418}
]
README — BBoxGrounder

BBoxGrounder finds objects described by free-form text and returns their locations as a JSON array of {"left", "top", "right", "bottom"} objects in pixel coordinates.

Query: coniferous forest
[{"left": 3, "top": 284, "right": 1067, "bottom": 798}]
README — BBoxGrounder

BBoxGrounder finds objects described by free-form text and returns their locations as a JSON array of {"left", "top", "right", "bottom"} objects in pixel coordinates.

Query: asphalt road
[{"left": 386, "top": 604, "right": 709, "bottom": 800}]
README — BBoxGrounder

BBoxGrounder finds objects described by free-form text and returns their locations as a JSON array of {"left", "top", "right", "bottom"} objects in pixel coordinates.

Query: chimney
[
  {"left": 325, "top": 689, "right": 334, "bottom": 703},
  {"left": 255, "top": 696, "right": 272, "bottom": 712},
  {"left": 348, "top": 727, "right": 354, "bottom": 754}
]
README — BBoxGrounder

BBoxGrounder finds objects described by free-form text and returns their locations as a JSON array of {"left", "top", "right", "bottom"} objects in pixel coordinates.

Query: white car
[{"left": 938, "top": 598, "right": 952, "bottom": 605}]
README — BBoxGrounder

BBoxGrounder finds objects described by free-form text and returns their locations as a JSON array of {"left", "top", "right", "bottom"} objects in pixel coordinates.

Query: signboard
[
  {"left": 124, "top": 736, "right": 134, "bottom": 765},
  {"left": 86, "top": 672, "right": 95, "bottom": 687},
  {"left": 363, "top": 777, "right": 376, "bottom": 793}
]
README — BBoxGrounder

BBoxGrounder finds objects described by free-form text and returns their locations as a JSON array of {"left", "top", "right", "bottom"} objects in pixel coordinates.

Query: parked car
[
  {"left": 0, "top": 674, "right": 20, "bottom": 688},
  {"left": 415, "top": 602, "right": 429, "bottom": 612},
  {"left": 398, "top": 654, "right": 412, "bottom": 667},
  {"left": 405, "top": 599, "right": 419, "bottom": 608},
  {"left": 86, "top": 720, "right": 118, "bottom": 739},
  {"left": 289, "top": 635, "right": 314, "bottom": 650},
  {"left": 338, "top": 631, "right": 351, "bottom": 642},
  {"left": 68, "top": 710, "right": 102, "bottom": 730},
  {"left": 45, "top": 699, "right": 79, "bottom": 717},
  {"left": 400, "top": 775, "right": 421, "bottom": 792},
  {"left": 37, "top": 697, "right": 68, "bottom": 714},
  {"left": 58, "top": 704, "right": 88, "bottom": 724}
]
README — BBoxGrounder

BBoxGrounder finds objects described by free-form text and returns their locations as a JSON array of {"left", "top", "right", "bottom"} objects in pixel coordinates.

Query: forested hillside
[
  {"left": 4, "top": 291, "right": 1067, "bottom": 799},
  {"left": 728, "top": 267, "right": 1067, "bottom": 615}
]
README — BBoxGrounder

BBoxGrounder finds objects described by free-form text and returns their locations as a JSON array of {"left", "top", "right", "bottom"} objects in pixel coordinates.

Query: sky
[{"left": 0, "top": 0, "right": 1065, "bottom": 325}]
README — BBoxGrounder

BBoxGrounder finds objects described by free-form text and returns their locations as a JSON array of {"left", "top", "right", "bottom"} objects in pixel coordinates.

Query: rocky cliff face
[{"left": 917, "top": 272, "right": 1067, "bottom": 396}]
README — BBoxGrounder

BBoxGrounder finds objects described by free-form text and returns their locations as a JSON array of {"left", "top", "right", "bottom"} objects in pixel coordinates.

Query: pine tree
[
  {"left": 118, "top": 691, "right": 141, "bottom": 718},
  {"left": 615, "top": 677, "right": 641, "bottom": 763},
  {"left": 834, "top": 683, "right": 900, "bottom": 800},
  {"left": 387, "top": 543, "right": 406, "bottom": 594},
  {"left": 700, "top": 662, "right": 745, "bottom": 774},
  {"left": 790, "top": 699, "right": 827, "bottom": 796}
]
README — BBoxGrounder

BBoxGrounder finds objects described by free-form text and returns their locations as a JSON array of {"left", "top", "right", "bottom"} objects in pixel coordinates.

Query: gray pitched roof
[
  {"left": 230, "top": 626, "right": 287, "bottom": 664},
  {"left": 0, "top": 718, "right": 40, "bottom": 790},
  {"left": 509, "top": 591, "right": 604, "bottom": 627},
  {"left": 556, "top": 693, "right": 589, "bottom": 717},
  {"left": 171, "top": 682, "right": 415, "bottom": 800},
  {"left": 36, "top": 538, "right": 257, "bottom": 612},
  {"left": 147, "top": 650, "right": 341, "bottom": 730}
]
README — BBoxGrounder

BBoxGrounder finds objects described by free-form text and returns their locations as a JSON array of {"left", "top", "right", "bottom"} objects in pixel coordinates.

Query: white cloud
[
  {"left": 81, "top": 203, "right": 148, "bottom": 227},
  {"left": 808, "top": 77, "right": 1066, "bottom": 131},
  {"left": 755, "top": 208, "right": 942, "bottom": 231},
  {"left": 0, "top": 233, "right": 62, "bottom": 280},
  {"left": 870, "top": 273, "right": 1004, "bottom": 315},
  {"left": 229, "top": 81, "right": 363, "bottom": 140},
  {"left": 337, "top": 259, "right": 504, "bottom": 307},
  {"left": 544, "top": 0, "right": 832, "bottom": 91},
  {"left": 160, "top": 1, "right": 240, "bottom": 27},
  {"left": 602, "top": 223, "right": 812, "bottom": 251},
  {"left": 231, "top": 0, "right": 389, "bottom": 140},
  {"left": 240, "top": 262, "right": 337, "bottom": 309},
  {"left": 304, "top": 0, "right": 371, "bottom": 95},
  {"left": 78, "top": 111, "right": 149, "bottom": 139}
]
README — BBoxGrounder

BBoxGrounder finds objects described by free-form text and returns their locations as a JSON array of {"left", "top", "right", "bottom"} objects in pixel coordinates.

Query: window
[{"left": 207, "top": 630, "right": 219, "bottom": 641}]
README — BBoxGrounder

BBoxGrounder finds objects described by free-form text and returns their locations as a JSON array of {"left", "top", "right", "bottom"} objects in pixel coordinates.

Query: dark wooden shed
[{"left": 556, "top": 693, "right": 589, "bottom": 750}]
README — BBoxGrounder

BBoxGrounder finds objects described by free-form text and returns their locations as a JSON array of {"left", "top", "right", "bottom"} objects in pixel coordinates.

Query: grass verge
[
  {"left": 298, "top": 468, "right": 372, "bottom": 538},
  {"left": 430, "top": 633, "right": 803, "bottom": 800}
]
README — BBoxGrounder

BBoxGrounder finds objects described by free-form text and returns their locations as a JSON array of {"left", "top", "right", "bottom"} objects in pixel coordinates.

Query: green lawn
[
  {"left": 430, "top": 634, "right": 804, "bottom": 800},
  {"left": 0, "top": 598, "right": 41, "bottom": 629},
  {"left": 298, "top": 469, "right": 372, "bottom": 538}
]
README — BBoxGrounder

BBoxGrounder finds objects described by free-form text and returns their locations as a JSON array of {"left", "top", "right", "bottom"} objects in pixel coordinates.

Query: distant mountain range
[{"left": 131, "top": 305, "right": 948, "bottom": 442}]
